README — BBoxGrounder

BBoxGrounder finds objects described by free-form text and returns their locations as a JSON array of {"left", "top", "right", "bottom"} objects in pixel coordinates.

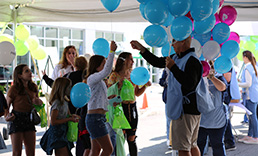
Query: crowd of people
[{"left": 0, "top": 35, "right": 258, "bottom": 156}]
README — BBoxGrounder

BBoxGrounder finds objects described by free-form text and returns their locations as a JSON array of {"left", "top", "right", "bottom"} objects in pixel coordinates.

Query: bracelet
[
  {"left": 144, "top": 85, "right": 148, "bottom": 88},
  {"left": 110, "top": 50, "right": 115, "bottom": 53}
]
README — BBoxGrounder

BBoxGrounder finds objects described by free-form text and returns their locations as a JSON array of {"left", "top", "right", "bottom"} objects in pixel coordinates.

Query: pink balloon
[
  {"left": 215, "top": 13, "right": 220, "bottom": 25},
  {"left": 219, "top": 0, "right": 224, "bottom": 8},
  {"left": 219, "top": 5, "right": 237, "bottom": 26},
  {"left": 201, "top": 61, "right": 210, "bottom": 77},
  {"left": 228, "top": 32, "right": 240, "bottom": 43}
]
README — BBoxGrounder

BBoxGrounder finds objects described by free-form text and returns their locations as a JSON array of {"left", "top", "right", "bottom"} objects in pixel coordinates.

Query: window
[
  {"left": 31, "top": 26, "right": 43, "bottom": 37},
  {"left": 46, "top": 27, "right": 57, "bottom": 38},
  {"left": 46, "top": 40, "right": 57, "bottom": 47},
  {"left": 105, "top": 32, "right": 113, "bottom": 41},
  {"left": 72, "top": 41, "right": 84, "bottom": 55},
  {"left": 72, "top": 29, "right": 83, "bottom": 39},
  {"left": 115, "top": 33, "right": 123, "bottom": 42},
  {"left": 60, "top": 28, "right": 70, "bottom": 39},
  {"left": 96, "top": 31, "right": 103, "bottom": 38}
]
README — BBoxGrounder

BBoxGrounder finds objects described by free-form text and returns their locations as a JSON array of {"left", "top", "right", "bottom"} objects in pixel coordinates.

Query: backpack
[{"left": 184, "top": 75, "right": 215, "bottom": 114}]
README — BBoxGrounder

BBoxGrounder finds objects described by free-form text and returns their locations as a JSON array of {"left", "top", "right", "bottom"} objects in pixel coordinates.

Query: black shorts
[
  {"left": 9, "top": 110, "right": 36, "bottom": 134},
  {"left": 122, "top": 102, "right": 138, "bottom": 136}
]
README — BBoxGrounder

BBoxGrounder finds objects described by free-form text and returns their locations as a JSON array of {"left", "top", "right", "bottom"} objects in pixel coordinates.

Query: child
[
  {"left": 40, "top": 77, "right": 80, "bottom": 156},
  {"left": 84, "top": 41, "right": 117, "bottom": 156}
]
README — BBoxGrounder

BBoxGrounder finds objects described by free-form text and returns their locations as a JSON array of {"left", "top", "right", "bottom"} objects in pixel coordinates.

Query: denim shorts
[{"left": 86, "top": 114, "right": 108, "bottom": 139}]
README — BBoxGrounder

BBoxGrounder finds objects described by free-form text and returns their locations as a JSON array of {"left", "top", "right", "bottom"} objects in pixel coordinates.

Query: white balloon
[
  {"left": 0, "top": 41, "right": 16, "bottom": 65},
  {"left": 202, "top": 40, "right": 220, "bottom": 60},
  {"left": 191, "top": 38, "right": 202, "bottom": 58}
]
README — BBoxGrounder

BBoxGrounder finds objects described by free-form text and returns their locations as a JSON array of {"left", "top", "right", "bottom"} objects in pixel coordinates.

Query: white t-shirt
[{"left": 51, "top": 64, "right": 74, "bottom": 80}]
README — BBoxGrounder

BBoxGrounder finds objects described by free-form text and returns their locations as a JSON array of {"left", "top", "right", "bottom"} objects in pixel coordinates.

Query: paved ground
[{"left": 0, "top": 84, "right": 258, "bottom": 156}]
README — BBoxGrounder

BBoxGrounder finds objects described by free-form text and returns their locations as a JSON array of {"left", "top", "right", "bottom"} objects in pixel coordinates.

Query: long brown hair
[
  {"left": 13, "top": 64, "right": 37, "bottom": 94},
  {"left": 49, "top": 77, "right": 71, "bottom": 105},
  {"left": 84, "top": 55, "right": 105, "bottom": 81},
  {"left": 58, "top": 45, "right": 79, "bottom": 68},
  {"left": 243, "top": 50, "right": 258, "bottom": 76},
  {"left": 114, "top": 52, "right": 132, "bottom": 73}
]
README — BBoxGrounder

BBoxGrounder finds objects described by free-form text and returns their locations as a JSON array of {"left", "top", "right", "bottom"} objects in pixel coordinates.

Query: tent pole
[{"left": 12, "top": 5, "right": 18, "bottom": 67}]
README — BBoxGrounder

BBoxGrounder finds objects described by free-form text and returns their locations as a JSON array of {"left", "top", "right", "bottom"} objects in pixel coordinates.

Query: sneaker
[
  {"left": 167, "top": 140, "right": 172, "bottom": 149},
  {"left": 238, "top": 136, "right": 252, "bottom": 143},
  {"left": 243, "top": 138, "right": 258, "bottom": 144},
  {"left": 225, "top": 144, "right": 236, "bottom": 151}
]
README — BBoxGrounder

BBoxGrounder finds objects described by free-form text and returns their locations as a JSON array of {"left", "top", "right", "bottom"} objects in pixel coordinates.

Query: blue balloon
[
  {"left": 143, "top": 25, "right": 168, "bottom": 47},
  {"left": 221, "top": 40, "right": 240, "bottom": 59},
  {"left": 212, "top": 0, "right": 220, "bottom": 14},
  {"left": 214, "top": 56, "right": 232, "bottom": 74},
  {"left": 192, "top": 31, "right": 212, "bottom": 46},
  {"left": 92, "top": 38, "right": 109, "bottom": 58},
  {"left": 130, "top": 67, "right": 150, "bottom": 86},
  {"left": 168, "top": 0, "right": 191, "bottom": 17},
  {"left": 70, "top": 83, "right": 91, "bottom": 108},
  {"left": 162, "top": 13, "right": 175, "bottom": 27},
  {"left": 139, "top": 4, "right": 147, "bottom": 20},
  {"left": 137, "top": 0, "right": 150, "bottom": 4},
  {"left": 170, "top": 16, "right": 192, "bottom": 41},
  {"left": 212, "top": 23, "right": 230, "bottom": 44},
  {"left": 191, "top": 0, "right": 213, "bottom": 21},
  {"left": 144, "top": 0, "right": 169, "bottom": 25},
  {"left": 101, "top": 0, "right": 121, "bottom": 12},
  {"left": 194, "top": 14, "right": 215, "bottom": 34},
  {"left": 162, "top": 42, "right": 175, "bottom": 57}
]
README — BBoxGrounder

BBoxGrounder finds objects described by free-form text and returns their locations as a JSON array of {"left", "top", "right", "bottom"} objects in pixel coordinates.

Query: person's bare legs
[
  {"left": 83, "top": 149, "right": 90, "bottom": 156},
  {"left": 90, "top": 134, "right": 113, "bottom": 156},
  {"left": 191, "top": 146, "right": 201, "bottom": 156},
  {"left": 178, "top": 150, "right": 191, "bottom": 156},
  {"left": 23, "top": 131, "right": 36, "bottom": 156},
  {"left": 11, "top": 133, "right": 23, "bottom": 156},
  {"left": 55, "top": 146, "right": 70, "bottom": 156}
]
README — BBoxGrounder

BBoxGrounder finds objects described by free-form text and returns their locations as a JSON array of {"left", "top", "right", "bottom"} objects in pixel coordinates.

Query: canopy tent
[{"left": 0, "top": 0, "right": 258, "bottom": 23}]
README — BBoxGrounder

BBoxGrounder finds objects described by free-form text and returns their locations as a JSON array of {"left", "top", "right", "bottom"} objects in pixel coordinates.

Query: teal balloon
[
  {"left": 212, "top": 0, "right": 220, "bottom": 14},
  {"left": 143, "top": 25, "right": 168, "bottom": 47},
  {"left": 92, "top": 38, "right": 109, "bottom": 58},
  {"left": 191, "top": 0, "right": 213, "bottom": 21},
  {"left": 70, "top": 83, "right": 91, "bottom": 108},
  {"left": 192, "top": 31, "right": 212, "bottom": 46},
  {"left": 194, "top": 14, "right": 215, "bottom": 34},
  {"left": 170, "top": 16, "right": 192, "bottom": 41},
  {"left": 139, "top": 4, "right": 147, "bottom": 20},
  {"left": 144, "top": 0, "right": 169, "bottom": 25},
  {"left": 221, "top": 40, "right": 240, "bottom": 59},
  {"left": 120, "top": 79, "right": 135, "bottom": 101},
  {"left": 214, "top": 56, "right": 232, "bottom": 74},
  {"left": 130, "top": 67, "right": 150, "bottom": 86},
  {"left": 212, "top": 23, "right": 230, "bottom": 44},
  {"left": 162, "top": 42, "right": 175, "bottom": 57},
  {"left": 137, "top": 0, "right": 150, "bottom": 4},
  {"left": 101, "top": 0, "right": 121, "bottom": 12},
  {"left": 162, "top": 13, "right": 175, "bottom": 27},
  {"left": 168, "top": 0, "right": 191, "bottom": 17}
]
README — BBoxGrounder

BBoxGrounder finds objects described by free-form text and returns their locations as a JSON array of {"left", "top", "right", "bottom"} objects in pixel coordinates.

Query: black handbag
[{"left": 25, "top": 90, "right": 41, "bottom": 125}]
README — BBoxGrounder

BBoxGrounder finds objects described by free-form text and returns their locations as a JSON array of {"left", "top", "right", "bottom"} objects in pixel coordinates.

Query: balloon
[
  {"left": 14, "top": 40, "right": 29, "bottom": 56},
  {"left": 143, "top": 25, "right": 168, "bottom": 47},
  {"left": 26, "top": 35, "right": 39, "bottom": 51},
  {"left": 15, "top": 24, "right": 30, "bottom": 41},
  {"left": 250, "top": 36, "right": 258, "bottom": 43},
  {"left": 162, "top": 13, "right": 175, "bottom": 27},
  {"left": 190, "top": 38, "right": 202, "bottom": 58},
  {"left": 219, "top": 0, "right": 224, "bottom": 7},
  {"left": 215, "top": 13, "right": 221, "bottom": 25},
  {"left": 243, "top": 40, "right": 256, "bottom": 52},
  {"left": 137, "top": 0, "right": 150, "bottom": 4},
  {"left": 185, "top": 11, "right": 194, "bottom": 22},
  {"left": 202, "top": 40, "right": 220, "bottom": 60},
  {"left": 130, "top": 67, "right": 150, "bottom": 86},
  {"left": 199, "top": 54, "right": 205, "bottom": 61},
  {"left": 227, "top": 32, "right": 240, "bottom": 43},
  {"left": 170, "top": 16, "right": 192, "bottom": 41},
  {"left": 0, "top": 34, "right": 14, "bottom": 44},
  {"left": 192, "top": 31, "right": 211, "bottom": 46},
  {"left": 167, "top": 0, "right": 191, "bottom": 17},
  {"left": 212, "top": 23, "right": 230, "bottom": 44},
  {"left": 30, "top": 46, "right": 46, "bottom": 60},
  {"left": 221, "top": 40, "right": 239, "bottom": 59},
  {"left": 194, "top": 14, "right": 215, "bottom": 34},
  {"left": 144, "top": 0, "right": 169, "bottom": 25},
  {"left": 101, "top": 0, "right": 121, "bottom": 12},
  {"left": 120, "top": 79, "right": 135, "bottom": 101},
  {"left": 162, "top": 42, "right": 175, "bottom": 57},
  {"left": 212, "top": 0, "right": 220, "bottom": 14},
  {"left": 70, "top": 82, "right": 91, "bottom": 108},
  {"left": 139, "top": 3, "right": 147, "bottom": 20},
  {"left": 214, "top": 56, "right": 232, "bottom": 74},
  {"left": 0, "top": 41, "right": 16, "bottom": 65},
  {"left": 191, "top": 0, "right": 213, "bottom": 21},
  {"left": 219, "top": 5, "right": 237, "bottom": 26},
  {"left": 92, "top": 38, "right": 109, "bottom": 58},
  {"left": 201, "top": 61, "right": 210, "bottom": 77}
]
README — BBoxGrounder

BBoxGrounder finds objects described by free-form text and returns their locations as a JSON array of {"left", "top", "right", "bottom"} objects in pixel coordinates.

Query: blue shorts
[{"left": 86, "top": 114, "right": 108, "bottom": 139}]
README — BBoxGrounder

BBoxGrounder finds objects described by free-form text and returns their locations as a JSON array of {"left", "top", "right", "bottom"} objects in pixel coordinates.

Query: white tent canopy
[{"left": 0, "top": 0, "right": 258, "bottom": 23}]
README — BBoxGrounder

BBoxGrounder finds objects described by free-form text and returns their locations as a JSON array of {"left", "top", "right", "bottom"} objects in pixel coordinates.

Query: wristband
[{"left": 110, "top": 50, "right": 115, "bottom": 53}]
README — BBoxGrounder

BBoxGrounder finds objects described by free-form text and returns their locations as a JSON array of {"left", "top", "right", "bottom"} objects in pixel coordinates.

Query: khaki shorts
[{"left": 171, "top": 114, "right": 201, "bottom": 151}]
